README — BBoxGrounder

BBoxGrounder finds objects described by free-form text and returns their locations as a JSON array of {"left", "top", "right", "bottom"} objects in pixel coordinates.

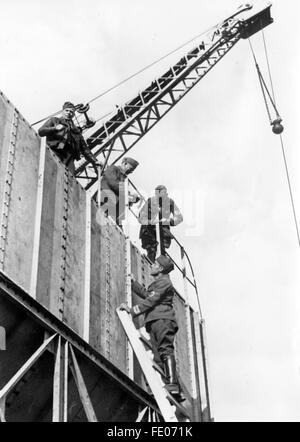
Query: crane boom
[{"left": 76, "top": 2, "right": 273, "bottom": 190}]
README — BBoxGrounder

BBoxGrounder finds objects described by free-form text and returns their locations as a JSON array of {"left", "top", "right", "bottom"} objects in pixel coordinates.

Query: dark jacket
[
  {"left": 100, "top": 164, "right": 126, "bottom": 224},
  {"left": 38, "top": 116, "right": 97, "bottom": 164},
  {"left": 101, "top": 164, "right": 125, "bottom": 197},
  {"left": 138, "top": 196, "right": 183, "bottom": 242},
  {"left": 131, "top": 274, "right": 176, "bottom": 324},
  {"left": 138, "top": 196, "right": 183, "bottom": 227}
]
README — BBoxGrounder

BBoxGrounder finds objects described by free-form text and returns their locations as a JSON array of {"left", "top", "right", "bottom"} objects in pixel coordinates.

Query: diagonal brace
[
  {"left": 0, "top": 333, "right": 57, "bottom": 400},
  {"left": 0, "top": 333, "right": 57, "bottom": 422},
  {"left": 69, "top": 344, "right": 98, "bottom": 422}
]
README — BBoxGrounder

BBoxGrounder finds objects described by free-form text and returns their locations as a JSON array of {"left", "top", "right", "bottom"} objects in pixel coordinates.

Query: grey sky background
[{"left": 1, "top": 0, "right": 299, "bottom": 421}]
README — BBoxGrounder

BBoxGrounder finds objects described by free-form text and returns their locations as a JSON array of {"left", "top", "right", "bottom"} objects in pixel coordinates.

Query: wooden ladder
[{"left": 117, "top": 308, "right": 190, "bottom": 422}]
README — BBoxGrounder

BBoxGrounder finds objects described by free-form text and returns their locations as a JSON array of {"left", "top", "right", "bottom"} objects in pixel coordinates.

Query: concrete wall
[
  {"left": 89, "top": 204, "right": 128, "bottom": 373},
  {"left": 35, "top": 147, "right": 87, "bottom": 336},
  {"left": 0, "top": 91, "right": 40, "bottom": 292}
]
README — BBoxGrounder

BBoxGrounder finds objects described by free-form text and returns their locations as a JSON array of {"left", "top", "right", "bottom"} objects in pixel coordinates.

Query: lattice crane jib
[{"left": 74, "top": 2, "right": 273, "bottom": 191}]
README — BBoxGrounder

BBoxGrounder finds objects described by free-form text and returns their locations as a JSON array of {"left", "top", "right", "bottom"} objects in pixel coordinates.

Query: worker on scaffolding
[
  {"left": 38, "top": 101, "right": 100, "bottom": 175},
  {"left": 100, "top": 157, "right": 139, "bottom": 227},
  {"left": 138, "top": 185, "right": 183, "bottom": 262},
  {"left": 120, "top": 255, "right": 184, "bottom": 402}
]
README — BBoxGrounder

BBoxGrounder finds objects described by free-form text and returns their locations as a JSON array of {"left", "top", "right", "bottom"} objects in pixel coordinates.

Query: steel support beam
[
  {"left": 0, "top": 270, "right": 159, "bottom": 414},
  {"left": 136, "top": 406, "right": 148, "bottom": 422},
  {"left": 69, "top": 344, "right": 98, "bottom": 422},
  {"left": 53, "top": 336, "right": 62, "bottom": 421},
  {"left": 0, "top": 333, "right": 56, "bottom": 400},
  {"left": 63, "top": 341, "right": 69, "bottom": 422},
  {"left": 0, "top": 333, "right": 56, "bottom": 422}
]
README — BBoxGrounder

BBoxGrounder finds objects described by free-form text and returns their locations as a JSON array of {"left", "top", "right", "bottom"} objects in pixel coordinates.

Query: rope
[
  {"left": 30, "top": 25, "right": 217, "bottom": 127},
  {"left": 257, "top": 64, "right": 273, "bottom": 124},
  {"left": 248, "top": 39, "right": 270, "bottom": 119},
  {"left": 256, "top": 65, "right": 280, "bottom": 117},
  {"left": 31, "top": 109, "right": 62, "bottom": 127},
  {"left": 279, "top": 135, "right": 300, "bottom": 248},
  {"left": 261, "top": 24, "right": 277, "bottom": 106},
  {"left": 86, "top": 25, "right": 219, "bottom": 106},
  {"left": 248, "top": 39, "right": 280, "bottom": 122},
  {"left": 31, "top": 7, "right": 246, "bottom": 128},
  {"left": 249, "top": 37, "right": 300, "bottom": 248}
]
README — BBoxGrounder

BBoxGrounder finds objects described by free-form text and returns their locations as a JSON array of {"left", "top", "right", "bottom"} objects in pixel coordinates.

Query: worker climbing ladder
[{"left": 116, "top": 308, "right": 190, "bottom": 422}]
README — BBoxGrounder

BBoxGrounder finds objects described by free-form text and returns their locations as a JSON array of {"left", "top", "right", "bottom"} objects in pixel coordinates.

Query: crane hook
[{"left": 271, "top": 117, "right": 284, "bottom": 135}]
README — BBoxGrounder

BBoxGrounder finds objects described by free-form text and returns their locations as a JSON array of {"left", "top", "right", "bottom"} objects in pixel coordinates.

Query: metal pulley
[
  {"left": 75, "top": 103, "right": 96, "bottom": 131},
  {"left": 271, "top": 117, "right": 284, "bottom": 135},
  {"left": 76, "top": 103, "right": 90, "bottom": 113},
  {"left": 255, "top": 63, "right": 284, "bottom": 136},
  {"left": 249, "top": 37, "right": 284, "bottom": 136}
]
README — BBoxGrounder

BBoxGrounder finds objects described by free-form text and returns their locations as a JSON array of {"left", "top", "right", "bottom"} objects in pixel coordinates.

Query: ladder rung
[
  {"left": 139, "top": 333, "right": 152, "bottom": 350},
  {"left": 138, "top": 333, "right": 168, "bottom": 378},
  {"left": 152, "top": 361, "right": 166, "bottom": 378},
  {"left": 164, "top": 389, "right": 190, "bottom": 419}
]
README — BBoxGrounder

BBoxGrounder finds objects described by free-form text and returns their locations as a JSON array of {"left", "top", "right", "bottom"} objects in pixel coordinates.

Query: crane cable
[
  {"left": 248, "top": 39, "right": 281, "bottom": 124},
  {"left": 31, "top": 22, "right": 222, "bottom": 127},
  {"left": 248, "top": 36, "right": 300, "bottom": 249},
  {"left": 85, "top": 24, "right": 219, "bottom": 106}
]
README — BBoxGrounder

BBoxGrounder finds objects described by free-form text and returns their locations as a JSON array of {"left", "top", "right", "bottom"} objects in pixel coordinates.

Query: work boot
[{"left": 163, "top": 355, "right": 185, "bottom": 403}]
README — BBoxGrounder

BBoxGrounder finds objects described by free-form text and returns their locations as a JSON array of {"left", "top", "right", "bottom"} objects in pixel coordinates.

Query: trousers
[{"left": 146, "top": 319, "right": 178, "bottom": 369}]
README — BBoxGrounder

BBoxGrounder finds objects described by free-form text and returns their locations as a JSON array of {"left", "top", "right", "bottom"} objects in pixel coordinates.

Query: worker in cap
[
  {"left": 38, "top": 101, "right": 100, "bottom": 175},
  {"left": 119, "top": 255, "right": 184, "bottom": 402},
  {"left": 123, "top": 157, "right": 139, "bottom": 170},
  {"left": 155, "top": 184, "right": 167, "bottom": 192},
  {"left": 138, "top": 185, "right": 183, "bottom": 263},
  {"left": 63, "top": 101, "right": 75, "bottom": 109},
  {"left": 100, "top": 156, "right": 140, "bottom": 227}
]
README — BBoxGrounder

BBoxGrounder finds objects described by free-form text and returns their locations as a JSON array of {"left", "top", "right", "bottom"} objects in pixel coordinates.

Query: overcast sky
[{"left": 1, "top": 0, "right": 300, "bottom": 422}]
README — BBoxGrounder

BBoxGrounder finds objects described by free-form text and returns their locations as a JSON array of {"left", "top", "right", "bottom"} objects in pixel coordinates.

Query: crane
[{"left": 74, "top": 2, "right": 273, "bottom": 191}]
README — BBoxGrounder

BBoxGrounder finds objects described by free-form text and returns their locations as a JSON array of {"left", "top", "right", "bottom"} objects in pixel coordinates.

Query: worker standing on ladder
[
  {"left": 120, "top": 255, "right": 184, "bottom": 402},
  {"left": 138, "top": 185, "right": 183, "bottom": 262},
  {"left": 100, "top": 157, "right": 139, "bottom": 226},
  {"left": 38, "top": 102, "right": 100, "bottom": 175}
]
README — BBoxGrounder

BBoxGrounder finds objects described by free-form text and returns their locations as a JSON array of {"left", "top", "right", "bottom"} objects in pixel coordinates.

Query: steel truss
[
  {"left": 0, "top": 334, "right": 104, "bottom": 422},
  {"left": 75, "top": 3, "right": 272, "bottom": 190},
  {"left": 0, "top": 270, "right": 160, "bottom": 422}
]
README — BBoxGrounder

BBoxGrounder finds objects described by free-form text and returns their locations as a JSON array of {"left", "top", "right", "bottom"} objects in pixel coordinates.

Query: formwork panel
[
  {"left": 89, "top": 209, "right": 127, "bottom": 374},
  {"left": 130, "top": 244, "right": 152, "bottom": 290},
  {"left": 129, "top": 245, "right": 145, "bottom": 387},
  {"left": 130, "top": 244, "right": 148, "bottom": 331},
  {"left": 0, "top": 92, "right": 14, "bottom": 200},
  {"left": 62, "top": 173, "right": 86, "bottom": 336},
  {"left": 141, "top": 255, "right": 152, "bottom": 288},
  {"left": 89, "top": 201, "right": 102, "bottom": 351},
  {"left": 0, "top": 91, "right": 40, "bottom": 291},
  {"left": 35, "top": 148, "right": 57, "bottom": 310},
  {"left": 36, "top": 148, "right": 66, "bottom": 319},
  {"left": 106, "top": 219, "right": 127, "bottom": 373},
  {"left": 36, "top": 148, "right": 86, "bottom": 336}
]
